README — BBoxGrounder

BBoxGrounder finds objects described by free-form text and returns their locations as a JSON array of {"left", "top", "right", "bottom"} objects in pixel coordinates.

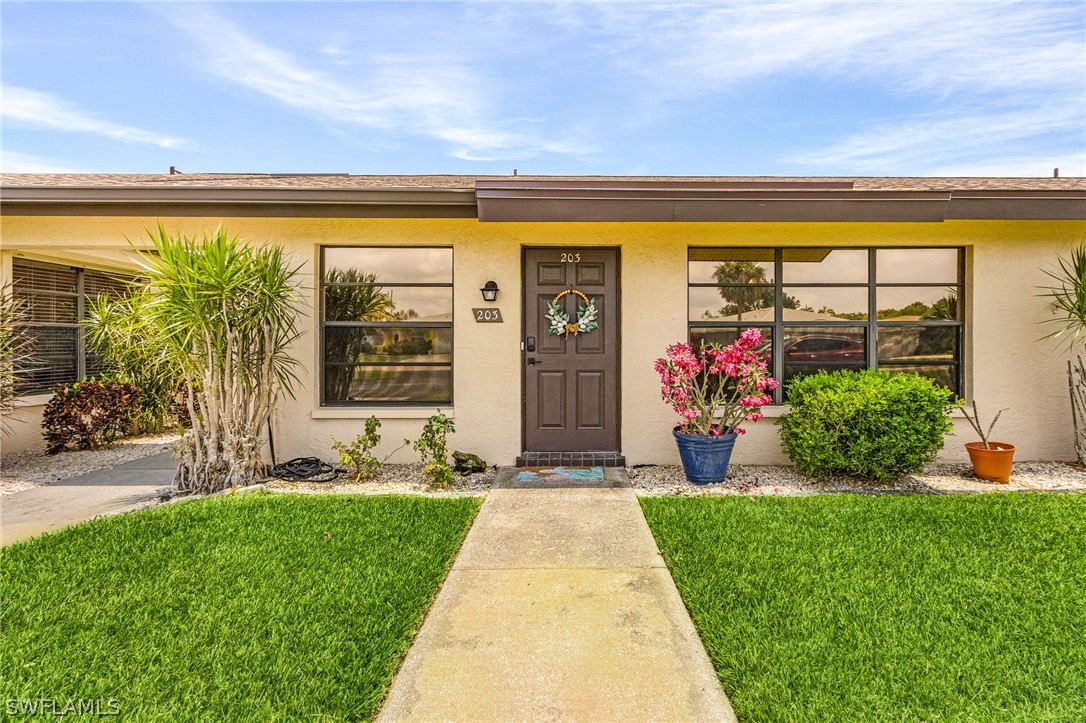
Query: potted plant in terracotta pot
[
  {"left": 655, "top": 329, "right": 777, "bottom": 484},
  {"left": 960, "top": 401, "right": 1015, "bottom": 483}
]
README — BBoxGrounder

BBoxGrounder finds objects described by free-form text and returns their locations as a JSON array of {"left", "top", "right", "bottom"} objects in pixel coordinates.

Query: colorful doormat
[{"left": 515, "top": 466, "right": 605, "bottom": 483}]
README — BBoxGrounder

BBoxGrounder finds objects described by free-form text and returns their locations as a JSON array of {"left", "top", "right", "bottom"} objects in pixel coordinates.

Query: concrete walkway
[
  {"left": 378, "top": 469, "right": 736, "bottom": 722},
  {"left": 1, "top": 451, "right": 174, "bottom": 546}
]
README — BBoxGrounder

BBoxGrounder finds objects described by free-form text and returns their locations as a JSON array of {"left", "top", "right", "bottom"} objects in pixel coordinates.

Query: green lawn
[
  {"left": 641, "top": 494, "right": 1086, "bottom": 722},
  {"left": 1, "top": 493, "right": 480, "bottom": 721}
]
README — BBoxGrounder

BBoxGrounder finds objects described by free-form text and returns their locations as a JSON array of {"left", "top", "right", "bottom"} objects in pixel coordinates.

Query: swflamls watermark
[{"left": 4, "top": 699, "right": 119, "bottom": 717}]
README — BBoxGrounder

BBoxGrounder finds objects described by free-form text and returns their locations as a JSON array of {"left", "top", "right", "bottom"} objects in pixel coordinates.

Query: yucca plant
[
  {"left": 0, "top": 286, "right": 33, "bottom": 434},
  {"left": 1039, "top": 244, "right": 1086, "bottom": 465},
  {"left": 136, "top": 225, "right": 302, "bottom": 493},
  {"left": 1040, "top": 245, "right": 1086, "bottom": 347}
]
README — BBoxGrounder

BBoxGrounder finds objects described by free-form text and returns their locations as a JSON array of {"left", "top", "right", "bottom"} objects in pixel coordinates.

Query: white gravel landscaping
[
  {"left": 630, "top": 461, "right": 1086, "bottom": 496},
  {"left": 7, "top": 444, "right": 1084, "bottom": 502},
  {"left": 1, "top": 433, "right": 179, "bottom": 496},
  {"left": 264, "top": 463, "right": 494, "bottom": 498}
]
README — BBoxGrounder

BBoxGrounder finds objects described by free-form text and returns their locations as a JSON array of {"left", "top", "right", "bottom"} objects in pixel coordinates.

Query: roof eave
[
  {"left": 0, "top": 185, "right": 477, "bottom": 206},
  {"left": 475, "top": 187, "right": 1086, "bottom": 222}
]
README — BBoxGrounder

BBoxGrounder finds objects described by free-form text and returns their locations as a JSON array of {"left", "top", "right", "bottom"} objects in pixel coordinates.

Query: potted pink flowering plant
[{"left": 655, "top": 328, "right": 777, "bottom": 484}]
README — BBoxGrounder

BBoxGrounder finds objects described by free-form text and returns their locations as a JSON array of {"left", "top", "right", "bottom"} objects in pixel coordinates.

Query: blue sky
[{"left": 2, "top": 1, "right": 1084, "bottom": 176}]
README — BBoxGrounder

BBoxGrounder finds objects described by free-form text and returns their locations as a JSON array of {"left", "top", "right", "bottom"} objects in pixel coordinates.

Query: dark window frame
[
  {"left": 319, "top": 246, "right": 454, "bottom": 407},
  {"left": 688, "top": 247, "right": 965, "bottom": 403},
  {"left": 12, "top": 258, "right": 133, "bottom": 396}
]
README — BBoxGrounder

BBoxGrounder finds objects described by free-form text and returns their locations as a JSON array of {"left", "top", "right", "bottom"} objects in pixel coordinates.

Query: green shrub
[
  {"left": 85, "top": 290, "right": 183, "bottom": 434},
  {"left": 779, "top": 370, "right": 957, "bottom": 480},
  {"left": 331, "top": 416, "right": 384, "bottom": 482},
  {"left": 411, "top": 411, "right": 456, "bottom": 488},
  {"left": 42, "top": 378, "right": 140, "bottom": 454}
]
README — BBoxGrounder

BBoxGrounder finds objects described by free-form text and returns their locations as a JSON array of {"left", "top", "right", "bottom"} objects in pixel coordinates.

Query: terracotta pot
[{"left": 964, "top": 442, "right": 1016, "bottom": 483}]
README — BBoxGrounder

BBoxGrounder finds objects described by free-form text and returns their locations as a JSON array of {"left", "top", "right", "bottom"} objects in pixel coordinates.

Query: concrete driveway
[{"left": 1, "top": 451, "right": 175, "bottom": 546}]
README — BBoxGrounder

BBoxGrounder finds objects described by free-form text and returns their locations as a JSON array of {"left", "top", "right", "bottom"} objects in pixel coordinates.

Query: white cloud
[
  {"left": 139, "top": 2, "right": 1081, "bottom": 172},
  {"left": 565, "top": 1, "right": 1083, "bottom": 173},
  {"left": 2, "top": 87, "right": 188, "bottom": 149},
  {"left": 160, "top": 5, "right": 591, "bottom": 162},
  {"left": 588, "top": 1, "right": 1083, "bottom": 99},
  {"left": 0, "top": 150, "right": 84, "bottom": 173},
  {"left": 785, "top": 102, "right": 1085, "bottom": 174}
]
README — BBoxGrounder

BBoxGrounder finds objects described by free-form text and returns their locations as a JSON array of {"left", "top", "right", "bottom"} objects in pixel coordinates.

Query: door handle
[{"left": 526, "top": 358, "right": 542, "bottom": 366}]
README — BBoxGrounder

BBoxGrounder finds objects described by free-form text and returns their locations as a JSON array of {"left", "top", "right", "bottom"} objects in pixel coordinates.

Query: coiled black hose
[{"left": 269, "top": 457, "right": 338, "bottom": 482}]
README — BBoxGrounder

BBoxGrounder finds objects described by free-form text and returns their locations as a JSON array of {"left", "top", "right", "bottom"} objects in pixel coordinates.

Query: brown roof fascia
[
  {"left": 476, "top": 186, "right": 952, "bottom": 222},
  {"left": 2, "top": 179, "right": 1083, "bottom": 222},
  {"left": 0, "top": 185, "right": 477, "bottom": 218},
  {"left": 475, "top": 182, "right": 1086, "bottom": 222},
  {"left": 945, "top": 191, "right": 1086, "bottom": 220},
  {"left": 475, "top": 179, "right": 858, "bottom": 191}
]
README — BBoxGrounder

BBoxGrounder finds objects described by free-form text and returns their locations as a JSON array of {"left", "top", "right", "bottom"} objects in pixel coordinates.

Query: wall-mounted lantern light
[{"left": 480, "top": 280, "right": 500, "bottom": 302}]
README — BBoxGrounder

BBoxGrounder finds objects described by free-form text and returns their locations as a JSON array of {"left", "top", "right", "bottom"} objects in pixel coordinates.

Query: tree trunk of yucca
[
  {"left": 1069, "top": 357, "right": 1086, "bottom": 467},
  {"left": 173, "top": 328, "right": 276, "bottom": 494}
]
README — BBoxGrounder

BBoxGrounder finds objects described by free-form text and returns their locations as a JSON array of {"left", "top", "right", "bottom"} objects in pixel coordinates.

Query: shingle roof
[{"left": 2, "top": 172, "right": 1084, "bottom": 192}]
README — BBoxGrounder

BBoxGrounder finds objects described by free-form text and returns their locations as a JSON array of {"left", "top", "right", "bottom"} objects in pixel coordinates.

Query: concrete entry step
[
  {"left": 377, "top": 466, "right": 736, "bottom": 722},
  {"left": 515, "top": 451, "right": 627, "bottom": 467}
]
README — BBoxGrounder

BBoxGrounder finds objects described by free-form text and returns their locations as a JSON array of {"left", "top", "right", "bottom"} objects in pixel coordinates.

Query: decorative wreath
[{"left": 545, "top": 289, "right": 600, "bottom": 337}]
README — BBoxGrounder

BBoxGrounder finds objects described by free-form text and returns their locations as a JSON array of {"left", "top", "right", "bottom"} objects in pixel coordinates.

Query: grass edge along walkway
[
  {"left": 1, "top": 492, "right": 481, "bottom": 722},
  {"left": 641, "top": 493, "right": 1086, "bottom": 723}
]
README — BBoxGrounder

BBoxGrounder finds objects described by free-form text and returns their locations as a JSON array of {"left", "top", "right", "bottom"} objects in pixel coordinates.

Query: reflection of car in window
[{"left": 784, "top": 335, "right": 864, "bottom": 361}]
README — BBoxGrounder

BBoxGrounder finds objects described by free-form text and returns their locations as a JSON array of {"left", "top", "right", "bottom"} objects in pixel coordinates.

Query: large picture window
[
  {"left": 321, "top": 247, "right": 453, "bottom": 405},
  {"left": 12, "top": 258, "right": 133, "bottom": 395},
  {"left": 689, "top": 247, "right": 964, "bottom": 402}
]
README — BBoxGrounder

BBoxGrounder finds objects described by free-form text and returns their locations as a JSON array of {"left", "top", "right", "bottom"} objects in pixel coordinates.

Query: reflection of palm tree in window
[
  {"left": 916, "top": 292, "right": 958, "bottom": 359},
  {"left": 324, "top": 270, "right": 395, "bottom": 401},
  {"left": 710, "top": 262, "right": 798, "bottom": 320},
  {"left": 713, "top": 262, "right": 768, "bottom": 321},
  {"left": 325, "top": 270, "right": 395, "bottom": 321},
  {"left": 924, "top": 293, "right": 958, "bottom": 321}
]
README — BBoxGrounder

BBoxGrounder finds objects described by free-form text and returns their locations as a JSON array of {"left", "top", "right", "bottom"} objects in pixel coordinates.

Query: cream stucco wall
[{"left": 2, "top": 214, "right": 1083, "bottom": 465}]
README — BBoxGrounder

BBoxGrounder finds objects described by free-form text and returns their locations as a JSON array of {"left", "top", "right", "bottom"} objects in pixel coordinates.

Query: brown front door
[{"left": 523, "top": 248, "right": 619, "bottom": 452}]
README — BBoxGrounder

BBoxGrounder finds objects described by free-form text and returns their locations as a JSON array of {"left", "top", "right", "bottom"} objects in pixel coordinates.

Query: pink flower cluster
[{"left": 655, "top": 328, "right": 778, "bottom": 436}]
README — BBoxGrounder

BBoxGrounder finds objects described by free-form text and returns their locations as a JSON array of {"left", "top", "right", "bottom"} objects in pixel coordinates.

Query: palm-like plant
[
  {"left": 136, "top": 225, "right": 302, "bottom": 493},
  {"left": 1040, "top": 245, "right": 1086, "bottom": 347},
  {"left": 85, "top": 288, "right": 180, "bottom": 434},
  {"left": 0, "top": 287, "right": 32, "bottom": 434},
  {"left": 1039, "top": 244, "right": 1086, "bottom": 465}
]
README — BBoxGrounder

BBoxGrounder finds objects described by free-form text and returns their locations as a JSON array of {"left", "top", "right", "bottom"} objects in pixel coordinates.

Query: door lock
[{"left": 526, "top": 336, "right": 536, "bottom": 352}]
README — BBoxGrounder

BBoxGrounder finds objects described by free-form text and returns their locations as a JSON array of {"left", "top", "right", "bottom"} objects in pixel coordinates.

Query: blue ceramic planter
[{"left": 673, "top": 427, "right": 738, "bottom": 484}]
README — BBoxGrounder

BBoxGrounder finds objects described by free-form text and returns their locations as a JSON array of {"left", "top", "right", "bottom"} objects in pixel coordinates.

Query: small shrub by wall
[
  {"left": 42, "top": 378, "right": 140, "bottom": 454},
  {"left": 779, "top": 370, "right": 957, "bottom": 480}
]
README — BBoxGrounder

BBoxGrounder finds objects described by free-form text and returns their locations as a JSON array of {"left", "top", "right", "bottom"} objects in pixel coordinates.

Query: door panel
[
  {"left": 576, "top": 371, "right": 605, "bottom": 429},
  {"left": 575, "top": 262, "right": 606, "bottom": 286},
  {"left": 538, "top": 263, "right": 568, "bottom": 286},
  {"left": 524, "top": 248, "right": 619, "bottom": 452},
  {"left": 537, "top": 372, "right": 567, "bottom": 429}
]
